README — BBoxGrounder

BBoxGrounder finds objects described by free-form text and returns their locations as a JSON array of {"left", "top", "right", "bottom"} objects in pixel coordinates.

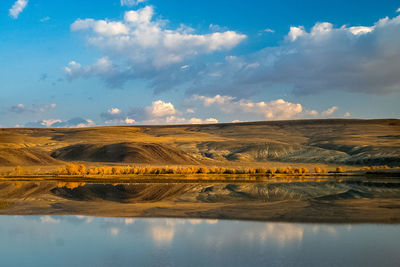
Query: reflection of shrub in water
[
  {"left": 0, "top": 201, "right": 9, "bottom": 209},
  {"left": 336, "top": 167, "right": 343, "bottom": 173}
]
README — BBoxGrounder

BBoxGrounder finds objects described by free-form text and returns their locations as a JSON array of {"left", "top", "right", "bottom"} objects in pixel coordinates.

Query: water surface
[{"left": 0, "top": 216, "right": 399, "bottom": 267}]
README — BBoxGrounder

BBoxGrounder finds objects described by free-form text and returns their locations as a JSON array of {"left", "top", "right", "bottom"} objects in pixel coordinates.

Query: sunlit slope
[{"left": 0, "top": 119, "right": 399, "bottom": 166}]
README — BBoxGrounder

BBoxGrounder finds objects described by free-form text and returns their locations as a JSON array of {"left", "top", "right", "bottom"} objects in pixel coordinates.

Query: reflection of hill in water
[
  {"left": 0, "top": 179, "right": 399, "bottom": 203},
  {"left": 1, "top": 179, "right": 399, "bottom": 223}
]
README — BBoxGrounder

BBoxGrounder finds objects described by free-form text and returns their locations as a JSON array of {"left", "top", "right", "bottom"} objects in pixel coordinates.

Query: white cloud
[
  {"left": 397, "top": 8, "right": 400, "bottom": 13},
  {"left": 188, "top": 117, "right": 218, "bottom": 124},
  {"left": 143, "top": 115, "right": 218, "bottom": 125},
  {"left": 287, "top": 26, "right": 305, "bottom": 41},
  {"left": 67, "top": 6, "right": 246, "bottom": 86},
  {"left": 121, "top": 0, "right": 147, "bottom": 6},
  {"left": 348, "top": 26, "right": 374, "bottom": 35},
  {"left": 72, "top": 6, "right": 246, "bottom": 64},
  {"left": 25, "top": 117, "right": 95, "bottom": 128},
  {"left": 97, "top": 95, "right": 344, "bottom": 126},
  {"left": 99, "top": 99, "right": 219, "bottom": 125},
  {"left": 104, "top": 117, "right": 136, "bottom": 125},
  {"left": 124, "top": 117, "right": 136, "bottom": 124},
  {"left": 146, "top": 100, "right": 176, "bottom": 117},
  {"left": 186, "top": 14, "right": 400, "bottom": 98},
  {"left": 264, "top": 28, "right": 275, "bottom": 33},
  {"left": 321, "top": 106, "right": 338, "bottom": 116},
  {"left": 344, "top": 112, "right": 351, "bottom": 117},
  {"left": 310, "top": 22, "right": 333, "bottom": 36},
  {"left": 306, "top": 110, "right": 319, "bottom": 116},
  {"left": 193, "top": 95, "right": 303, "bottom": 120},
  {"left": 142, "top": 100, "right": 218, "bottom": 124},
  {"left": 65, "top": 9, "right": 400, "bottom": 98},
  {"left": 109, "top": 108, "right": 121, "bottom": 115},
  {"left": 9, "top": 0, "right": 28, "bottom": 19},
  {"left": 194, "top": 95, "right": 235, "bottom": 107},
  {"left": 41, "top": 119, "right": 63, "bottom": 127},
  {"left": 190, "top": 94, "right": 345, "bottom": 121},
  {"left": 71, "top": 19, "right": 129, "bottom": 36},
  {"left": 101, "top": 107, "right": 137, "bottom": 125},
  {"left": 278, "top": 16, "right": 400, "bottom": 95}
]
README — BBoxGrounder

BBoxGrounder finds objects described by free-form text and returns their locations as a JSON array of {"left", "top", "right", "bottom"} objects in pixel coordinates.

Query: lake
[{"left": 0, "top": 215, "right": 399, "bottom": 267}]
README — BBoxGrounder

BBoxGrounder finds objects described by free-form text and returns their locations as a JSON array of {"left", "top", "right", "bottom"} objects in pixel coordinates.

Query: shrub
[
  {"left": 78, "top": 165, "right": 87, "bottom": 175},
  {"left": 197, "top": 167, "right": 210, "bottom": 174},
  {"left": 255, "top": 168, "right": 265, "bottom": 174},
  {"left": 65, "top": 164, "right": 79, "bottom": 175},
  {"left": 15, "top": 166, "right": 22, "bottom": 176}
]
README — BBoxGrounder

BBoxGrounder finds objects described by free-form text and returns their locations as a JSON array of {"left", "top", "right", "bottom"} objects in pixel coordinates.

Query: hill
[{"left": 0, "top": 119, "right": 399, "bottom": 167}]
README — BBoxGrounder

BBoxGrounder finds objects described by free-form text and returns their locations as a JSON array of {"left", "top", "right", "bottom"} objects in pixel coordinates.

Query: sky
[{"left": 0, "top": 0, "right": 399, "bottom": 127}]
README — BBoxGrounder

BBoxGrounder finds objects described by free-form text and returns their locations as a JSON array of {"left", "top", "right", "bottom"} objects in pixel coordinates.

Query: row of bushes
[
  {"left": 56, "top": 164, "right": 339, "bottom": 176},
  {"left": 360, "top": 165, "right": 390, "bottom": 170}
]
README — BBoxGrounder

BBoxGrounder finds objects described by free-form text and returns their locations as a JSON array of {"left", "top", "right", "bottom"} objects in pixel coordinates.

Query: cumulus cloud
[
  {"left": 65, "top": 9, "right": 400, "bottom": 97},
  {"left": 98, "top": 96, "right": 343, "bottom": 126},
  {"left": 9, "top": 0, "right": 28, "bottom": 19},
  {"left": 109, "top": 108, "right": 121, "bottom": 115},
  {"left": 193, "top": 95, "right": 303, "bottom": 120},
  {"left": 191, "top": 14, "right": 400, "bottom": 97},
  {"left": 190, "top": 94, "right": 346, "bottom": 121},
  {"left": 66, "top": 6, "right": 246, "bottom": 88},
  {"left": 187, "top": 117, "right": 219, "bottom": 124},
  {"left": 142, "top": 100, "right": 218, "bottom": 124},
  {"left": 146, "top": 100, "right": 176, "bottom": 117},
  {"left": 287, "top": 26, "right": 305, "bottom": 41},
  {"left": 141, "top": 101, "right": 218, "bottom": 124},
  {"left": 25, "top": 117, "right": 95, "bottom": 128},
  {"left": 100, "top": 107, "right": 136, "bottom": 125},
  {"left": 195, "top": 95, "right": 236, "bottom": 107},
  {"left": 71, "top": 19, "right": 129, "bottom": 36},
  {"left": 100, "top": 100, "right": 218, "bottom": 125},
  {"left": 9, "top": 103, "right": 56, "bottom": 114},
  {"left": 321, "top": 106, "right": 338, "bottom": 116}
]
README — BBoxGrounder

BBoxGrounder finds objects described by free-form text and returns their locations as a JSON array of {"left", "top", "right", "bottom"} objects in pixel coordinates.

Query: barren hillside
[{"left": 0, "top": 119, "right": 399, "bottom": 166}]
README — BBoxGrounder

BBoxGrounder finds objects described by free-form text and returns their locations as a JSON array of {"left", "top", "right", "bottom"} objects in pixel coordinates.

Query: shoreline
[{"left": 0, "top": 171, "right": 399, "bottom": 184}]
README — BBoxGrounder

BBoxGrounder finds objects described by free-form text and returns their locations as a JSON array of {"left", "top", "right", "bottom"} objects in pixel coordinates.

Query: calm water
[{"left": 0, "top": 216, "right": 399, "bottom": 267}]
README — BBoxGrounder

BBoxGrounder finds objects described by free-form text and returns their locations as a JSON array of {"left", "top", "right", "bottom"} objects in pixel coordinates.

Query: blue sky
[{"left": 0, "top": 0, "right": 399, "bottom": 127}]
